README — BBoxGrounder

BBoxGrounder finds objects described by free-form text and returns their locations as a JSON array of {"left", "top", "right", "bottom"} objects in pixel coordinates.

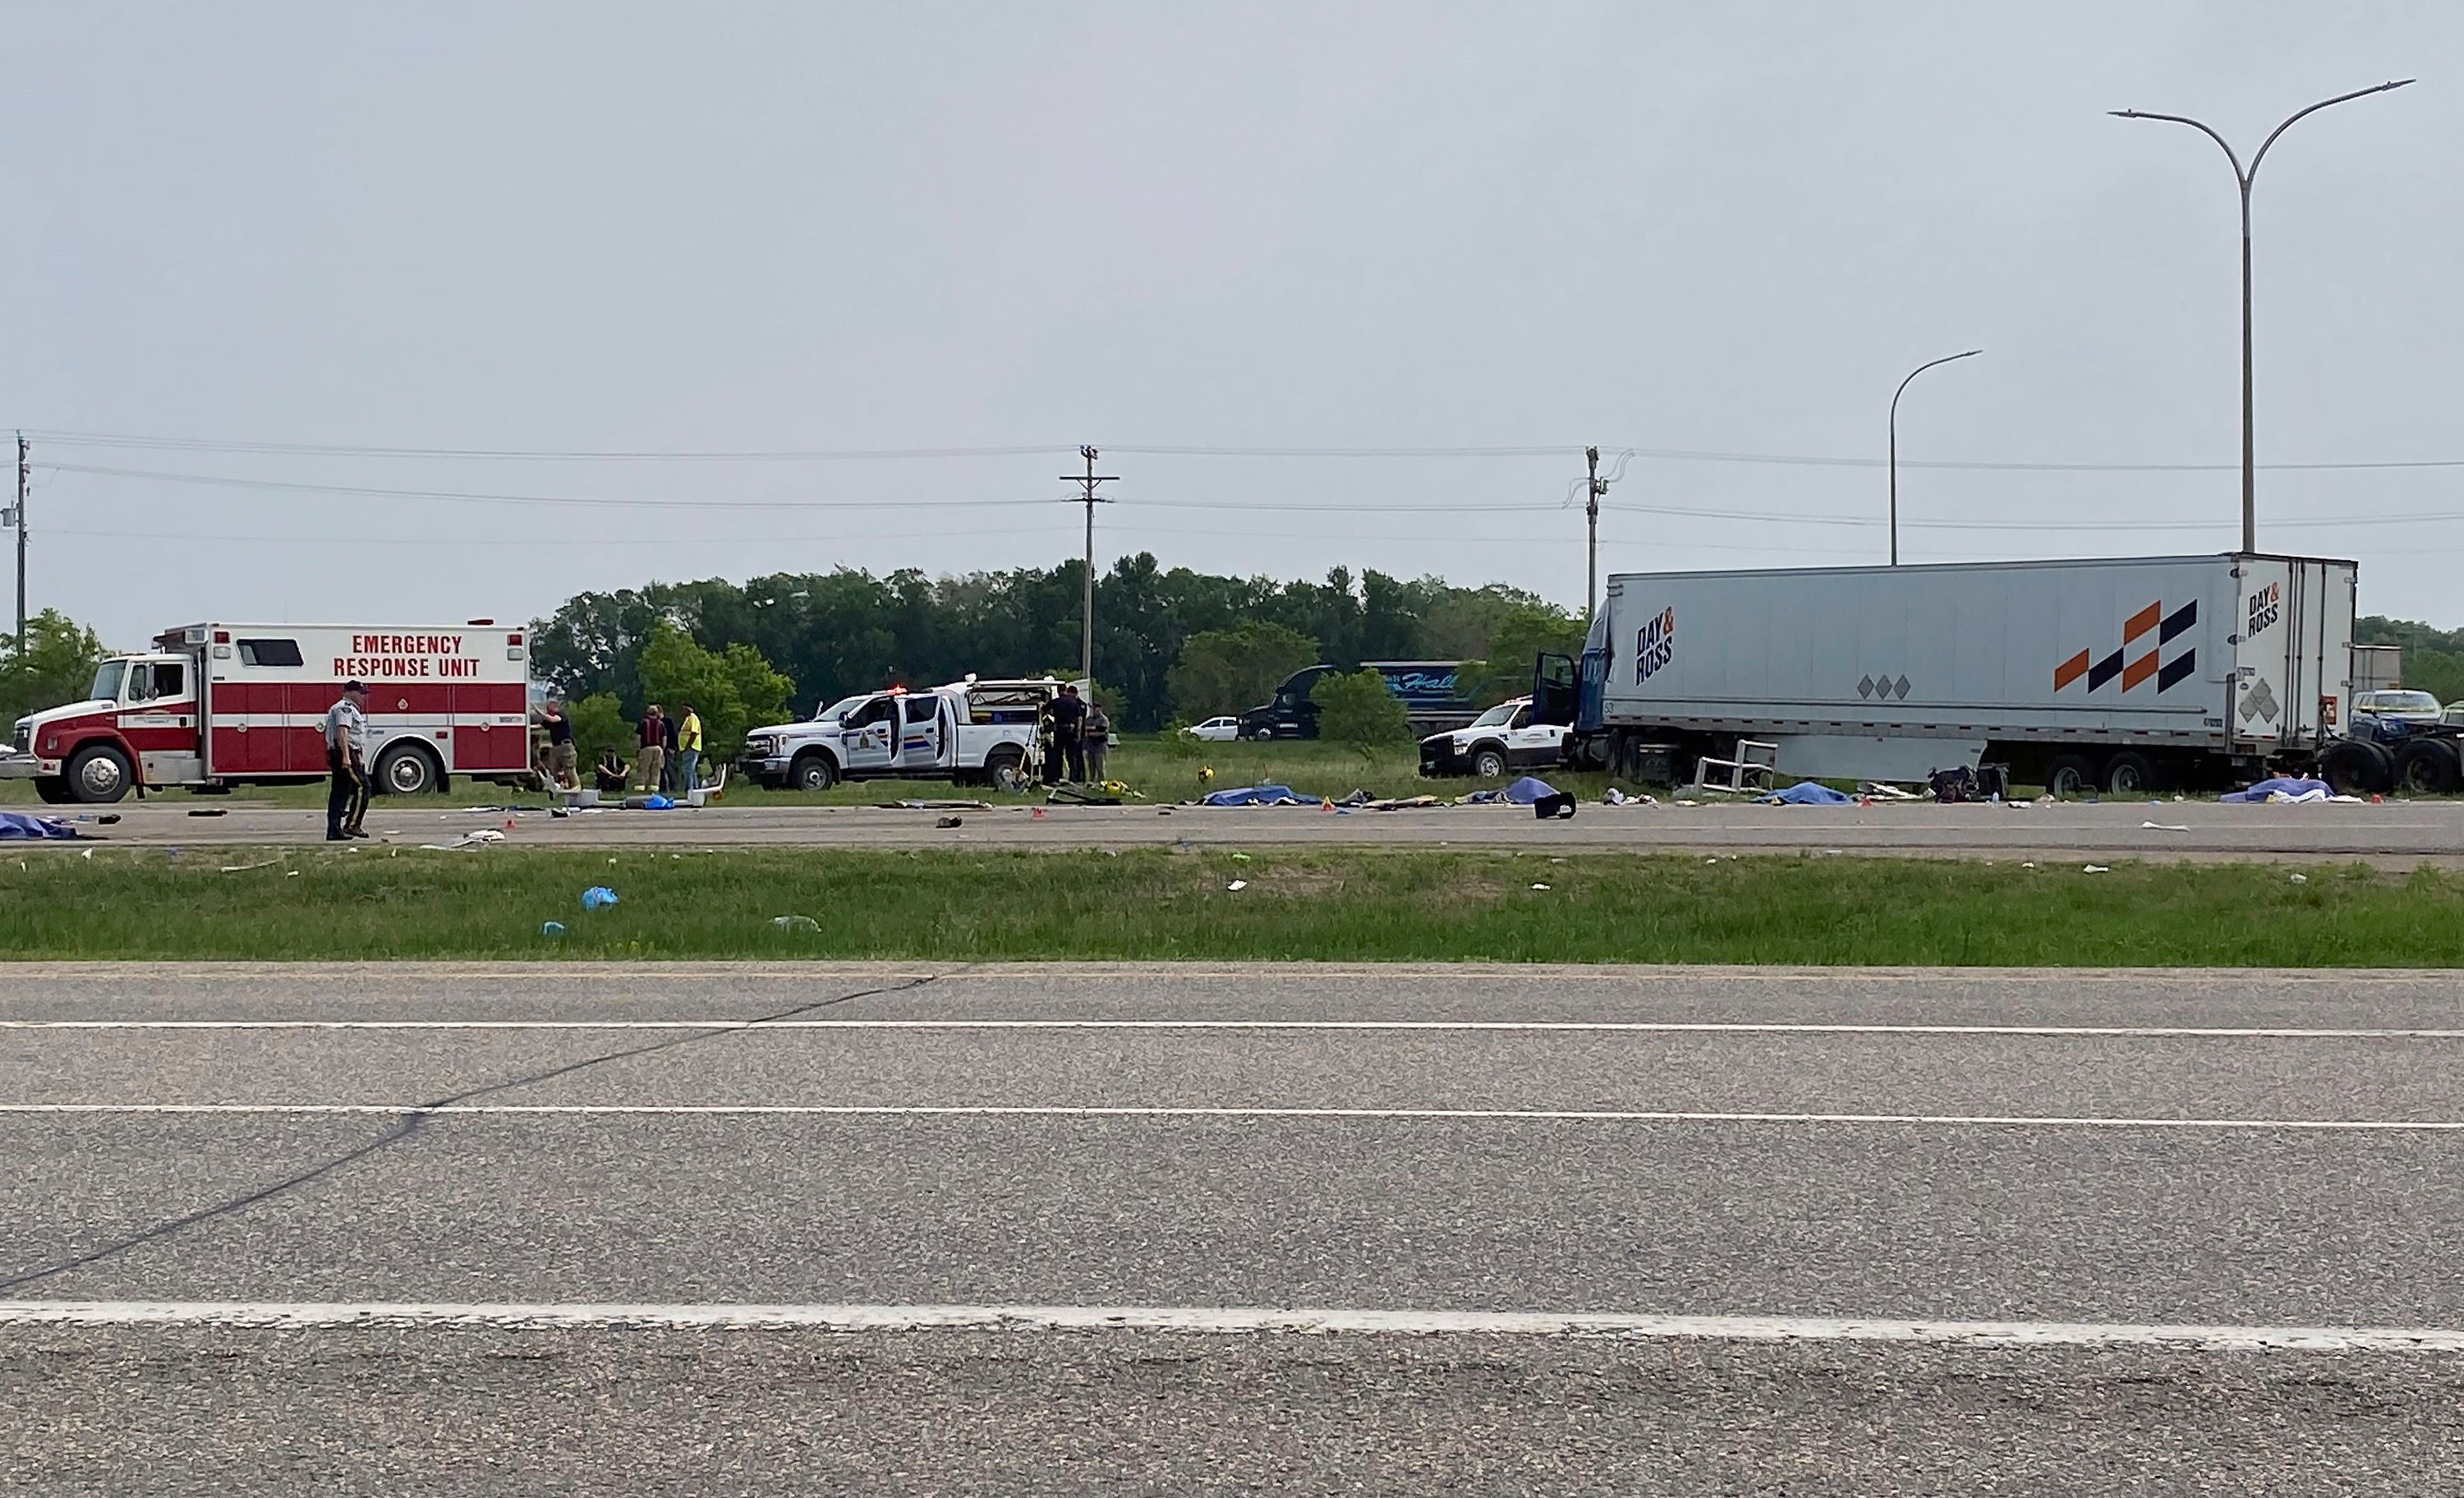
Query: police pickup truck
[{"left": 738, "top": 677, "right": 1075, "bottom": 792}]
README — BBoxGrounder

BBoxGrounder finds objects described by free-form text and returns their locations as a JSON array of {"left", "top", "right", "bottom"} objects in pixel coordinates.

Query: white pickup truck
[{"left": 737, "top": 677, "right": 1076, "bottom": 792}]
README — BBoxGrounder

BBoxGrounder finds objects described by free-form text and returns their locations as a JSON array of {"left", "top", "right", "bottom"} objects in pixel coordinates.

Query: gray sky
[{"left": 5, "top": 2, "right": 2457, "bottom": 648}]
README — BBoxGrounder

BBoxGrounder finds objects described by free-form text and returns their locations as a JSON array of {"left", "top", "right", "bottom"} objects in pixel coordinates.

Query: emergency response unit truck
[
  {"left": 4, "top": 621, "right": 535, "bottom": 803},
  {"left": 1533, "top": 554, "right": 2372, "bottom": 795},
  {"left": 738, "top": 676, "right": 1080, "bottom": 791}
]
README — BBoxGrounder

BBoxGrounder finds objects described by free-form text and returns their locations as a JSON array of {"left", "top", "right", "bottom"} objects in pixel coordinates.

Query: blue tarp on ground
[
  {"left": 1201, "top": 783, "right": 1311, "bottom": 807},
  {"left": 1758, "top": 780, "right": 1853, "bottom": 805},
  {"left": 0, "top": 811, "right": 78, "bottom": 839},
  {"left": 1467, "top": 776, "right": 1561, "bottom": 806},
  {"left": 2218, "top": 776, "right": 2331, "bottom": 803}
]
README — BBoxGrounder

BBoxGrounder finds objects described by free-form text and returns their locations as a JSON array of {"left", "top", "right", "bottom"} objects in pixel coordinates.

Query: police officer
[{"left": 324, "top": 681, "right": 371, "bottom": 841}]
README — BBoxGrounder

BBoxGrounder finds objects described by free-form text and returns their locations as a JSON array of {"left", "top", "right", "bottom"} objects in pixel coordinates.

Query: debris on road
[
  {"left": 770, "top": 914, "right": 821, "bottom": 931},
  {"left": 581, "top": 885, "right": 620, "bottom": 910},
  {"left": 2141, "top": 821, "right": 2191, "bottom": 832},
  {"left": 1757, "top": 782, "right": 1851, "bottom": 806}
]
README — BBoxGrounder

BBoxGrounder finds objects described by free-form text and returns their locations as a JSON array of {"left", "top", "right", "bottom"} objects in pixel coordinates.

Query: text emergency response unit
[{"left": 2, "top": 621, "right": 536, "bottom": 804}]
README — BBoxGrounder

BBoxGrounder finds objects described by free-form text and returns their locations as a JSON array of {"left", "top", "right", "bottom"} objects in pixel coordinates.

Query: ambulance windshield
[{"left": 89, "top": 660, "right": 127, "bottom": 703}]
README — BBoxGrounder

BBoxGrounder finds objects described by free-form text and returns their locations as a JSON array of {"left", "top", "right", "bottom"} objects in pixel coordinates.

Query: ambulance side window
[
  {"left": 237, "top": 638, "right": 304, "bottom": 668},
  {"left": 150, "top": 663, "right": 185, "bottom": 700}
]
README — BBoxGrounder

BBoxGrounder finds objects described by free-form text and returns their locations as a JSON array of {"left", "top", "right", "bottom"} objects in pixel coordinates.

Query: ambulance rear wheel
[
  {"left": 32, "top": 775, "right": 71, "bottom": 804},
  {"left": 374, "top": 742, "right": 441, "bottom": 797},
  {"left": 65, "top": 745, "right": 132, "bottom": 804}
]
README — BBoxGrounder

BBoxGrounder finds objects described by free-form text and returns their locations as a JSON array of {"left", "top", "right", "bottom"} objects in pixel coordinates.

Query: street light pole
[
  {"left": 2112, "top": 80, "right": 2413, "bottom": 554},
  {"left": 1887, "top": 350, "right": 1980, "bottom": 567}
]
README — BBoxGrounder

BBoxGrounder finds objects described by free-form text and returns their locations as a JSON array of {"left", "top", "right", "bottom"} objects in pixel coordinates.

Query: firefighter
[{"left": 324, "top": 681, "right": 371, "bottom": 841}]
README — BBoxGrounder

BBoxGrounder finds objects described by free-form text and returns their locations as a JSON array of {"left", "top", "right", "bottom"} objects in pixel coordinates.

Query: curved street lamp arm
[
  {"left": 2109, "top": 108, "right": 2247, "bottom": 182},
  {"left": 2249, "top": 80, "right": 2415, "bottom": 183},
  {"left": 1891, "top": 349, "right": 1984, "bottom": 421}
]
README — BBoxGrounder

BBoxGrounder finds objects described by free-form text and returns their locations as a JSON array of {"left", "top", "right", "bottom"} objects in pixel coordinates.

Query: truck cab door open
[
  {"left": 897, "top": 694, "right": 944, "bottom": 770},
  {"left": 1530, "top": 654, "right": 1578, "bottom": 726},
  {"left": 841, "top": 696, "right": 897, "bottom": 773}
]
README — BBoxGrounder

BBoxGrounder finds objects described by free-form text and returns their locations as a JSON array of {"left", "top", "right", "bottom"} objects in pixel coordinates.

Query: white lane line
[
  {"left": 2, "top": 1300, "right": 2459, "bottom": 1352},
  {"left": 6, "top": 1103, "right": 2460, "bottom": 1130},
  {"left": 7, "top": 1020, "right": 2460, "bottom": 1039}
]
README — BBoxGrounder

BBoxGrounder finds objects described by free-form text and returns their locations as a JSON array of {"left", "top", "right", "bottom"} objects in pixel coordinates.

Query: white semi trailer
[{"left": 1534, "top": 554, "right": 2380, "bottom": 795}]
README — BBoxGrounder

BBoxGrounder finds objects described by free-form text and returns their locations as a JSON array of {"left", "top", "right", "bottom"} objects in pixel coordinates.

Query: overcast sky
[{"left": 3, "top": 2, "right": 2457, "bottom": 648}]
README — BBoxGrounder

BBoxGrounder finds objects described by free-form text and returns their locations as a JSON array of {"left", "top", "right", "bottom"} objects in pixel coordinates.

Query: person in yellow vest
[{"left": 676, "top": 702, "right": 703, "bottom": 793}]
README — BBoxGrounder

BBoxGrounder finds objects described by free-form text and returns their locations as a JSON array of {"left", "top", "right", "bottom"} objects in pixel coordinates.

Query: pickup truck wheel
[
  {"left": 2044, "top": 753, "right": 2097, "bottom": 798},
  {"left": 66, "top": 744, "right": 134, "bottom": 804},
  {"left": 33, "top": 775, "right": 71, "bottom": 804},
  {"left": 2319, "top": 738, "right": 2393, "bottom": 797},
  {"left": 2101, "top": 750, "right": 2158, "bottom": 796},
  {"left": 1471, "top": 745, "right": 1509, "bottom": 779},
  {"left": 985, "top": 747, "right": 1027, "bottom": 793},
  {"left": 2393, "top": 738, "right": 2461, "bottom": 795},
  {"left": 374, "top": 742, "right": 440, "bottom": 796},
  {"left": 789, "top": 753, "right": 836, "bottom": 792}
]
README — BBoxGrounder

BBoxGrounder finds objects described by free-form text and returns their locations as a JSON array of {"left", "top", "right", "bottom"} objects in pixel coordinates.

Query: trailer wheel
[
  {"left": 2393, "top": 738, "right": 2461, "bottom": 796},
  {"left": 1470, "top": 744, "right": 1509, "bottom": 779},
  {"left": 369, "top": 742, "right": 438, "bottom": 796},
  {"left": 2319, "top": 738, "right": 2393, "bottom": 797},
  {"left": 789, "top": 752, "right": 837, "bottom": 792},
  {"left": 2045, "top": 753, "right": 2098, "bottom": 798},
  {"left": 2101, "top": 751, "right": 2158, "bottom": 796},
  {"left": 32, "top": 775, "right": 71, "bottom": 804}
]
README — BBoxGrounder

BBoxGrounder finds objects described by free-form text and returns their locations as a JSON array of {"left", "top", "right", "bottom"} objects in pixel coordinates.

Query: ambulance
[{"left": 3, "top": 621, "right": 536, "bottom": 803}]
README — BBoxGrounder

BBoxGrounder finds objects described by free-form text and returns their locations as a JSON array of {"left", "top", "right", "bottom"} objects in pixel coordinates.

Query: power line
[
  {"left": 42, "top": 460, "right": 2464, "bottom": 529},
  {"left": 25, "top": 428, "right": 2464, "bottom": 473},
  {"left": 25, "top": 431, "right": 1072, "bottom": 462}
]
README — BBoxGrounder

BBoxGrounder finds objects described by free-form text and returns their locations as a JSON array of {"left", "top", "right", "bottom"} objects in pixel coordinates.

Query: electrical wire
[{"left": 25, "top": 429, "right": 2464, "bottom": 473}]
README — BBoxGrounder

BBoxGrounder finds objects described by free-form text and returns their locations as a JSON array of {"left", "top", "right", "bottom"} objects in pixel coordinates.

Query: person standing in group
[
  {"left": 676, "top": 701, "right": 702, "bottom": 793},
  {"left": 1048, "top": 683, "right": 1087, "bottom": 783},
  {"left": 632, "top": 704, "right": 666, "bottom": 793},
  {"left": 324, "top": 680, "right": 370, "bottom": 841},
  {"left": 1082, "top": 696, "right": 1110, "bottom": 785},
  {"left": 540, "top": 696, "right": 577, "bottom": 789},
  {"left": 659, "top": 706, "right": 681, "bottom": 793}
]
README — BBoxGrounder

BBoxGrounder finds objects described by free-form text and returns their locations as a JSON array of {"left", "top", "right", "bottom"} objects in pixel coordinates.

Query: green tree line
[{"left": 526, "top": 554, "right": 1585, "bottom": 733}]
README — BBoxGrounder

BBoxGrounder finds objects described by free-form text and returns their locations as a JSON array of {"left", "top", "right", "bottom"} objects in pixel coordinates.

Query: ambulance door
[
  {"left": 119, "top": 656, "right": 202, "bottom": 787},
  {"left": 896, "top": 693, "right": 944, "bottom": 770}
]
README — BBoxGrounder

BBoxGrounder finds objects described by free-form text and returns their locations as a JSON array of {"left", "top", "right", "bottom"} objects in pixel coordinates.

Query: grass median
[{"left": 2, "top": 845, "right": 2459, "bottom": 965}]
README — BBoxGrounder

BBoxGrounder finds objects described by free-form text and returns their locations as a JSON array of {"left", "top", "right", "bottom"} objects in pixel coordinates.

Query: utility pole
[
  {"left": 2112, "top": 80, "right": 2413, "bottom": 553},
  {"left": 1063, "top": 444, "right": 1116, "bottom": 685},
  {"left": 10, "top": 432, "right": 25, "bottom": 650},
  {"left": 1584, "top": 446, "right": 1606, "bottom": 624}
]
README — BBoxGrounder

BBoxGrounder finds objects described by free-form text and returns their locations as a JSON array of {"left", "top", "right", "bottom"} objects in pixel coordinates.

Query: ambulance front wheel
[
  {"left": 32, "top": 775, "right": 71, "bottom": 804},
  {"left": 65, "top": 744, "right": 133, "bottom": 804},
  {"left": 375, "top": 742, "right": 442, "bottom": 796}
]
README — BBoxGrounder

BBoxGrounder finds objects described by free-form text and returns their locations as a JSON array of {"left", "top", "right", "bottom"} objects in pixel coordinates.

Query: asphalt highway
[
  {"left": 36, "top": 793, "right": 2464, "bottom": 864},
  {"left": 6, "top": 963, "right": 2463, "bottom": 1492}
]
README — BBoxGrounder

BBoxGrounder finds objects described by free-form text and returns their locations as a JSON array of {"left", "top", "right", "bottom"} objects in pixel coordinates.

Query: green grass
[{"left": 2, "top": 846, "right": 2458, "bottom": 965}]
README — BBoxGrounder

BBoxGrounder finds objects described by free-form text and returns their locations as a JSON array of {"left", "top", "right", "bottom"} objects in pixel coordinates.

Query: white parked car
[{"left": 1182, "top": 715, "right": 1241, "bottom": 742}]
